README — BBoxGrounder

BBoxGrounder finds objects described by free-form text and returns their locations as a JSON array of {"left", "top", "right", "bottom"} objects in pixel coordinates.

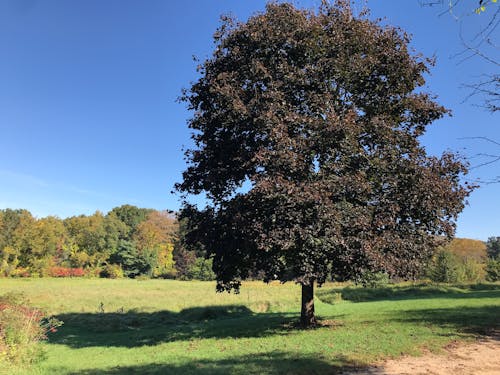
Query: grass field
[{"left": 1, "top": 278, "right": 499, "bottom": 374}]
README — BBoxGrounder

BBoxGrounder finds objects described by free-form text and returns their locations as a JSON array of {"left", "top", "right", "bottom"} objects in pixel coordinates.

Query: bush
[
  {"left": 48, "top": 267, "right": 86, "bottom": 278},
  {"left": 355, "top": 271, "right": 390, "bottom": 288},
  {"left": 485, "top": 259, "right": 500, "bottom": 281},
  {"left": 186, "top": 258, "right": 216, "bottom": 281},
  {"left": 0, "top": 293, "right": 62, "bottom": 369},
  {"left": 99, "top": 264, "right": 124, "bottom": 279},
  {"left": 10, "top": 267, "right": 30, "bottom": 278}
]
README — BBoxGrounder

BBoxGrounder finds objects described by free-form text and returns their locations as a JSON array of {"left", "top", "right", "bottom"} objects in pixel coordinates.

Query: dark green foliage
[
  {"left": 108, "top": 240, "right": 151, "bottom": 278},
  {"left": 177, "top": 0, "right": 473, "bottom": 324},
  {"left": 173, "top": 247, "right": 196, "bottom": 279},
  {"left": 485, "top": 258, "right": 500, "bottom": 281},
  {"left": 185, "top": 257, "right": 216, "bottom": 281},
  {"left": 354, "top": 271, "right": 390, "bottom": 288},
  {"left": 486, "top": 236, "right": 500, "bottom": 259}
]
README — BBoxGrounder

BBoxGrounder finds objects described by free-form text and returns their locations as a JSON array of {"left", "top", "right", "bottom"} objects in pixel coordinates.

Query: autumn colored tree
[
  {"left": 444, "top": 238, "right": 487, "bottom": 261},
  {"left": 26, "top": 216, "right": 68, "bottom": 274},
  {"left": 133, "top": 211, "right": 177, "bottom": 277},
  {"left": 177, "top": 2, "right": 473, "bottom": 326}
]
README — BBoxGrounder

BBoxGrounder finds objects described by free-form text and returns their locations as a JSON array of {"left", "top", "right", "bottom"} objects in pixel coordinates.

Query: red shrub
[
  {"left": 48, "top": 267, "right": 86, "bottom": 277},
  {"left": 70, "top": 268, "right": 85, "bottom": 277}
]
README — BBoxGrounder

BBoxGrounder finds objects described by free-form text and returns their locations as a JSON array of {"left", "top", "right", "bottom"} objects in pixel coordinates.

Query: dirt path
[{"left": 347, "top": 333, "right": 500, "bottom": 374}]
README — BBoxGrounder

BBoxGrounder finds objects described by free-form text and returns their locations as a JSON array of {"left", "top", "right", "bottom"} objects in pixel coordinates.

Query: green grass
[{"left": 1, "top": 278, "right": 499, "bottom": 374}]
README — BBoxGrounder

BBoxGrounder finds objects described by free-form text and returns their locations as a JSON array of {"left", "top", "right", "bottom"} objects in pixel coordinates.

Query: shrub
[
  {"left": 48, "top": 267, "right": 86, "bottom": 277},
  {"left": 355, "top": 271, "right": 390, "bottom": 288},
  {"left": 0, "top": 293, "right": 62, "bottom": 368},
  {"left": 10, "top": 267, "right": 30, "bottom": 278},
  {"left": 186, "top": 257, "right": 216, "bottom": 281},
  {"left": 99, "top": 264, "right": 124, "bottom": 279},
  {"left": 485, "top": 259, "right": 500, "bottom": 281}
]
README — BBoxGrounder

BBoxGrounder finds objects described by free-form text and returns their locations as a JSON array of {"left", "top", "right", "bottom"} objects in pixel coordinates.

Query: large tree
[{"left": 177, "top": 1, "right": 473, "bottom": 327}]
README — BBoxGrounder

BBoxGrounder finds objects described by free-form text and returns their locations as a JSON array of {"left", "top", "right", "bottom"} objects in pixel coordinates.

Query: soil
[{"left": 347, "top": 332, "right": 500, "bottom": 374}]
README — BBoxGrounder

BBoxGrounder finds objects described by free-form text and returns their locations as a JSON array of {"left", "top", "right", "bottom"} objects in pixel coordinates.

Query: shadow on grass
[
  {"left": 69, "top": 352, "right": 368, "bottom": 375},
  {"left": 317, "top": 283, "right": 500, "bottom": 304},
  {"left": 394, "top": 305, "right": 500, "bottom": 336},
  {"left": 51, "top": 305, "right": 301, "bottom": 348}
]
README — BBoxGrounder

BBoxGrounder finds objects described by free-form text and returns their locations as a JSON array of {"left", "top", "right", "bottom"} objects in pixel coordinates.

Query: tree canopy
[{"left": 177, "top": 1, "right": 473, "bottom": 326}]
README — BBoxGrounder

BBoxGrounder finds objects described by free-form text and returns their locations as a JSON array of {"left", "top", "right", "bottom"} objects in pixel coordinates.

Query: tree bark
[{"left": 300, "top": 280, "right": 317, "bottom": 328}]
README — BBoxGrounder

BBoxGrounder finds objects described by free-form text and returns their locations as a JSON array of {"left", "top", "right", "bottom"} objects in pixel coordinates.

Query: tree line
[
  {"left": 0, "top": 204, "right": 498, "bottom": 282},
  {"left": 0, "top": 205, "right": 214, "bottom": 280}
]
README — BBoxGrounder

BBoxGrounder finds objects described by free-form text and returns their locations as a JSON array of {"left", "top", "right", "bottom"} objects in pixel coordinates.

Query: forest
[
  {"left": 0, "top": 205, "right": 498, "bottom": 283},
  {"left": 0, "top": 205, "right": 214, "bottom": 281}
]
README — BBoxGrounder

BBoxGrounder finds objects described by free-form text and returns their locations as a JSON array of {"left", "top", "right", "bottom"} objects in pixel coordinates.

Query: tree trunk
[{"left": 300, "top": 280, "right": 317, "bottom": 328}]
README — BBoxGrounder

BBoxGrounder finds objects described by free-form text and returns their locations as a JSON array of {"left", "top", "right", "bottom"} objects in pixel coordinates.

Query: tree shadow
[
  {"left": 51, "top": 305, "right": 301, "bottom": 348},
  {"left": 66, "top": 352, "right": 369, "bottom": 375},
  {"left": 393, "top": 305, "right": 500, "bottom": 336},
  {"left": 317, "top": 283, "right": 500, "bottom": 304}
]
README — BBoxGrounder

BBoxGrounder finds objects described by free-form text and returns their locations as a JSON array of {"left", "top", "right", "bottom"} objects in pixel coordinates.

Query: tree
[
  {"left": 108, "top": 240, "right": 150, "bottom": 278},
  {"left": 444, "top": 237, "right": 487, "bottom": 261},
  {"left": 64, "top": 211, "right": 127, "bottom": 268},
  {"left": 486, "top": 236, "right": 500, "bottom": 258},
  {"left": 133, "top": 211, "right": 177, "bottom": 277},
  {"left": 109, "top": 205, "right": 154, "bottom": 236},
  {"left": 428, "top": 249, "right": 461, "bottom": 283},
  {"left": 177, "top": 2, "right": 473, "bottom": 327}
]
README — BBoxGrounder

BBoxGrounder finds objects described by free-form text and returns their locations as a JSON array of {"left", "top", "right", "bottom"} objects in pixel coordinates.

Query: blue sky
[{"left": 0, "top": 0, "right": 498, "bottom": 240}]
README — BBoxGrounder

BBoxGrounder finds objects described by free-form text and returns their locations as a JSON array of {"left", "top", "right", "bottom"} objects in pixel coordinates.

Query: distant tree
[
  {"left": 133, "top": 211, "right": 177, "bottom": 277},
  {"left": 26, "top": 216, "right": 67, "bottom": 274},
  {"left": 444, "top": 238, "right": 487, "bottom": 261},
  {"left": 177, "top": 2, "right": 473, "bottom": 326},
  {"left": 64, "top": 212, "right": 127, "bottom": 267},
  {"left": 486, "top": 236, "right": 500, "bottom": 258},
  {"left": 172, "top": 218, "right": 197, "bottom": 279},
  {"left": 428, "top": 249, "right": 460, "bottom": 283},
  {"left": 133, "top": 211, "right": 177, "bottom": 250},
  {"left": 0, "top": 210, "right": 23, "bottom": 275},
  {"left": 109, "top": 205, "right": 154, "bottom": 236},
  {"left": 11, "top": 210, "right": 36, "bottom": 269},
  {"left": 108, "top": 240, "right": 150, "bottom": 278}
]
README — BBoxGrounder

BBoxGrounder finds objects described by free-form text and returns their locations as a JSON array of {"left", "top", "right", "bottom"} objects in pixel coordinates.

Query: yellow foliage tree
[{"left": 444, "top": 238, "right": 487, "bottom": 261}]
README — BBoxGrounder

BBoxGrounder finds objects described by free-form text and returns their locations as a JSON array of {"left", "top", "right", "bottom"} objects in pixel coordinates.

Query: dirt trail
[{"left": 347, "top": 333, "right": 500, "bottom": 374}]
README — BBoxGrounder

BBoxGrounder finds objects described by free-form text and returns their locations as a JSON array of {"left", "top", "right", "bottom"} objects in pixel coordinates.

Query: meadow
[{"left": 1, "top": 278, "right": 499, "bottom": 374}]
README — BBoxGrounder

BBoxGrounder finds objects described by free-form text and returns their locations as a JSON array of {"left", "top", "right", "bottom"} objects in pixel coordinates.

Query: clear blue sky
[{"left": 0, "top": 0, "right": 498, "bottom": 240}]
